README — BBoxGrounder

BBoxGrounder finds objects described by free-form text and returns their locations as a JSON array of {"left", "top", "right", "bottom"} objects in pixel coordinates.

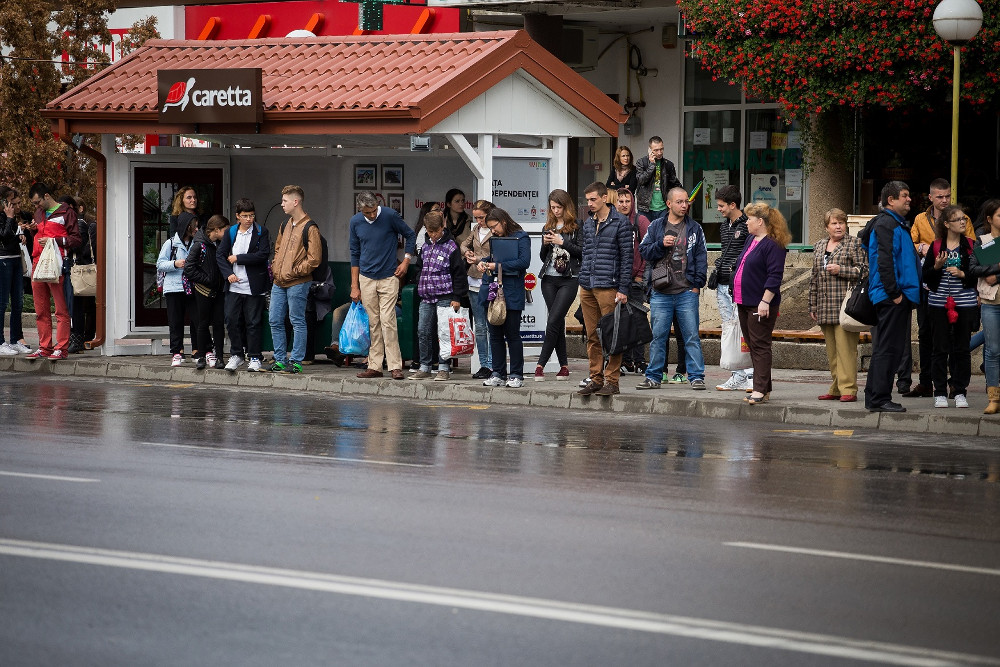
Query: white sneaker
[
  {"left": 224, "top": 355, "right": 244, "bottom": 372},
  {"left": 0, "top": 343, "right": 16, "bottom": 356},
  {"left": 171, "top": 353, "right": 184, "bottom": 367},
  {"left": 738, "top": 377, "right": 754, "bottom": 392},
  {"left": 9, "top": 342, "right": 31, "bottom": 354},
  {"left": 206, "top": 351, "right": 218, "bottom": 369},
  {"left": 483, "top": 375, "right": 505, "bottom": 387},
  {"left": 955, "top": 394, "right": 969, "bottom": 408},
  {"left": 579, "top": 376, "right": 594, "bottom": 388},
  {"left": 934, "top": 395, "right": 948, "bottom": 408},
  {"left": 505, "top": 376, "right": 523, "bottom": 388},
  {"left": 715, "top": 374, "right": 744, "bottom": 391},
  {"left": 247, "top": 358, "right": 262, "bottom": 372}
]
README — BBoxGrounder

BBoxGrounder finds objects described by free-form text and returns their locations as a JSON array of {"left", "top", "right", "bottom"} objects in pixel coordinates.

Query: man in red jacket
[{"left": 25, "top": 182, "right": 81, "bottom": 360}]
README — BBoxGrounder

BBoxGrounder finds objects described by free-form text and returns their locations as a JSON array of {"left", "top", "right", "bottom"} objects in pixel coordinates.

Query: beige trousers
[
  {"left": 360, "top": 275, "right": 402, "bottom": 372},
  {"left": 820, "top": 323, "right": 860, "bottom": 396},
  {"left": 580, "top": 286, "right": 622, "bottom": 385}
]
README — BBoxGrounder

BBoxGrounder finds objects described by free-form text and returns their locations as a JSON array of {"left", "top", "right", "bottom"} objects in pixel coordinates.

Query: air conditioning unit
[
  {"left": 410, "top": 135, "right": 431, "bottom": 152},
  {"left": 562, "top": 26, "right": 599, "bottom": 71}
]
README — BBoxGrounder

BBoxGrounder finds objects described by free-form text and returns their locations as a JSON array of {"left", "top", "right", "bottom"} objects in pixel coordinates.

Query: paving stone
[
  {"left": 203, "top": 370, "right": 236, "bottom": 386},
  {"left": 737, "top": 403, "right": 787, "bottom": 423},
  {"left": 306, "top": 376, "right": 342, "bottom": 393},
  {"left": 105, "top": 362, "right": 140, "bottom": 379},
  {"left": 137, "top": 364, "right": 173, "bottom": 381},
  {"left": 977, "top": 418, "right": 1000, "bottom": 438},
  {"left": 0, "top": 357, "right": 13, "bottom": 371},
  {"left": 650, "top": 396, "right": 700, "bottom": 416},
  {"left": 830, "top": 408, "right": 881, "bottom": 430},
  {"left": 529, "top": 390, "right": 572, "bottom": 409},
  {"left": 877, "top": 411, "right": 929, "bottom": 433},
  {"left": 51, "top": 361, "right": 78, "bottom": 376},
  {"left": 490, "top": 387, "right": 532, "bottom": 406},
  {"left": 783, "top": 406, "right": 833, "bottom": 427},
  {"left": 377, "top": 381, "right": 419, "bottom": 399},
  {"left": 73, "top": 361, "right": 108, "bottom": 377},
  {"left": 341, "top": 378, "right": 382, "bottom": 396},
  {"left": 611, "top": 394, "right": 654, "bottom": 413},
  {"left": 694, "top": 399, "right": 743, "bottom": 421},
  {"left": 926, "top": 413, "right": 981, "bottom": 437},
  {"left": 171, "top": 367, "right": 204, "bottom": 383},
  {"left": 272, "top": 373, "right": 310, "bottom": 391}
]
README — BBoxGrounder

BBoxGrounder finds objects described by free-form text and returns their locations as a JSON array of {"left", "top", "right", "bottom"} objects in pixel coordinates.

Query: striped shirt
[{"left": 928, "top": 247, "right": 977, "bottom": 307}]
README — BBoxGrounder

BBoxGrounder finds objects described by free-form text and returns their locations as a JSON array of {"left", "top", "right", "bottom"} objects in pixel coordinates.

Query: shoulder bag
[
  {"left": 650, "top": 257, "right": 673, "bottom": 292},
  {"left": 70, "top": 230, "right": 97, "bottom": 297},
  {"left": 840, "top": 272, "right": 876, "bottom": 331},
  {"left": 487, "top": 264, "right": 507, "bottom": 325}
]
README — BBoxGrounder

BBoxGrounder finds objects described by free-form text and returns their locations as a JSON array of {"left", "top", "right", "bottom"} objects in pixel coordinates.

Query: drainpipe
[{"left": 58, "top": 122, "right": 106, "bottom": 351}]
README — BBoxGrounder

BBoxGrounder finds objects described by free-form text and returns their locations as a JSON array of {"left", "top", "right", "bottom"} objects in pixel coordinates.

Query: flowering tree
[{"left": 677, "top": 0, "right": 999, "bottom": 118}]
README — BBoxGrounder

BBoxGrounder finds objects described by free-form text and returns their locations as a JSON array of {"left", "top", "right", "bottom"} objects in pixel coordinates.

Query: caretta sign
[{"left": 157, "top": 69, "right": 263, "bottom": 124}]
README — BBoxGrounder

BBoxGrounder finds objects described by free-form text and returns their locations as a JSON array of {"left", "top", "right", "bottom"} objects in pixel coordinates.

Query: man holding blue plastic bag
[{"left": 349, "top": 192, "right": 416, "bottom": 380}]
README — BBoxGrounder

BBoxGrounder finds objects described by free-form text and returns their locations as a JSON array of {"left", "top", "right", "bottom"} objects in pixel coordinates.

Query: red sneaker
[
  {"left": 26, "top": 349, "right": 50, "bottom": 360},
  {"left": 48, "top": 350, "right": 68, "bottom": 361},
  {"left": 556, "top": 366, "right": 570, "bottom": 381},
  {"left": 534, "top": 365, "right": 545, "bottom": 382}
]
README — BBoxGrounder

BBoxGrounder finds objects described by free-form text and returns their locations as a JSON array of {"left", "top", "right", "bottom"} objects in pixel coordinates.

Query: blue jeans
[
  {"left": 269, "top": 281, "right": 310, "bottom": 364},
  {"left": 716, "top": 283, "right": 752, "bottom": 378},
  {"left": 646, "top": 289, "right": 704, "bottom": 382},
  {"left": 0, "top": 257, "right": 24, "bottom": 344},
  {"left": 468, "top": 287, "right": 492, "bottom": 368},
  {"left": 418, "top": 300, "right": 451, "bottom": 372},
  {"left": 982, "top": 304, "right": 1000, "bottom": 388}
]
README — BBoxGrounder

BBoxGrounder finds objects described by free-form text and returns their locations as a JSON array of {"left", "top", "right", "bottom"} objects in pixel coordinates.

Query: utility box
[{"left": 624, "top": 114, "right": 642, "bottom": 136}]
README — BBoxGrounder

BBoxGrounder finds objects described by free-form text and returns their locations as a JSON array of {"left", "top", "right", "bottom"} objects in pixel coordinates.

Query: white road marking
[
  {"left": 726, "top": 542, "right": 1000, "bottom": 577},
  {"left": 137, "top": 441, "right": 431, "bottom": 468},
  {"left": 1, "top": 539, "right": 996, "bottom": 666},
  {"left": 0, "top": 471, "right": 99, "bottom": 483}
]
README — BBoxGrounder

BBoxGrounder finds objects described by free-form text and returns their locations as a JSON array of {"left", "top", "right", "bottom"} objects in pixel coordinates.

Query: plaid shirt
[{"left": 808, "top": 235, "right": 868, "bottom": 325}]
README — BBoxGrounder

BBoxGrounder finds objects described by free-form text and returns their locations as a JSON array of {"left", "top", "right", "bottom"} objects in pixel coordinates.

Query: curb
[{"left": 3, "top": 357, "right": 998, "bottom": 439}]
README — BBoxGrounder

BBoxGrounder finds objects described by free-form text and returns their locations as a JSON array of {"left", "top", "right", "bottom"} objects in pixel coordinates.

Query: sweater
[
  {"left": 715, "top": 213, "right": 749, "bottom": 285},
  {"left": 733, "top": 236, "right": 787, "bottom": 310},
  {"left": 349, "top": 207, "right": 416, "bottom": 280},
  {"left": 415, "top": 228, "right": 469, "bottom": 304}
]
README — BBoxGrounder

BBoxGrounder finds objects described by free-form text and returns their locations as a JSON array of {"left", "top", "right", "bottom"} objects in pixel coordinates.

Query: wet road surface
[{"left": 1, "top": 374, "right": 999, "bottom": 666}]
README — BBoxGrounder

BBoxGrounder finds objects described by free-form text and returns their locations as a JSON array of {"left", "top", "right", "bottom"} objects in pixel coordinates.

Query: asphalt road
[{"left": 1, "top": 373, "right": 999, "bottom": 666}]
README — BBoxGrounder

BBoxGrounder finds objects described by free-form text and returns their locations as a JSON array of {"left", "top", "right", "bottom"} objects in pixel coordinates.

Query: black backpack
[{"left": 279, "top": 219, "right": 329, "bottom": 282}]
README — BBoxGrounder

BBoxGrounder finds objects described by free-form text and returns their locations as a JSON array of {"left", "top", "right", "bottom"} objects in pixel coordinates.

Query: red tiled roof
[{"left": 45, "top": 31, "right": 626, "bottom": 136}]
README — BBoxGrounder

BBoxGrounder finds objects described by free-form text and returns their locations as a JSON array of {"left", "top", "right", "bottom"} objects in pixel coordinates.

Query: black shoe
[
  {"left": 868, "top": 401, "right": 906, "bottom": 413},
  {"left": 472, "top": 367, "right": 493, "bottom": 380},
  {"left": 901, "top": 384, "right": 932, "bottom": 398},
  {"left": 635, "top": 362, "right": 648, "bottom": 374},
  {"left": 196, "top": 357, "right": 206, "bottom": 370},
  {"left": 621, "top": 362, "right": 636, "bottom": 375}
]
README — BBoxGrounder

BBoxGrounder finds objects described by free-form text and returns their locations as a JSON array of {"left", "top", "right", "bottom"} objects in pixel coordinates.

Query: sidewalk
[{"left": 4, "top": 347, "right": 998, "bottom": 439}]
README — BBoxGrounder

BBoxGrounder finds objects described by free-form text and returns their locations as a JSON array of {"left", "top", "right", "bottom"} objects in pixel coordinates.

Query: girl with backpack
[
  {"left": 922, "top": 205, "right": 979, "bottom": 408},
  {"left": 156, "top": 215, "right": 198, "bottom": 366}
]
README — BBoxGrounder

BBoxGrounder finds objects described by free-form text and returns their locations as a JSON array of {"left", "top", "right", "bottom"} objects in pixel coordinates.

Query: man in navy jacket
[
  {"left": 638, "top": 187, "right": 709, "bottom": 391},
  {"left": 577, "top": 181, "right": 634, "bottom": 397},
  {"left": 217, "top": 198, "right": 271, "bottom": 372}
]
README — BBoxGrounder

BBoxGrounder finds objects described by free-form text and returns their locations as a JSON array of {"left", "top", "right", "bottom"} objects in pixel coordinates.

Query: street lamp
[{"left": 933, "top": 0, "right": 983, "bottom": 204}]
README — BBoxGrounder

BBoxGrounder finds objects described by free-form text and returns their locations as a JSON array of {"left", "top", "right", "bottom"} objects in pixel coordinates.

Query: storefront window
[
  {"left": 681, "top": 110, "right": 741, "bottom": 243},
  {"left": 744, "top": 110, "right": 804, "bottom": 243},
  {"left": 683, "top": 46, "right": 740, "bottom": 107}
]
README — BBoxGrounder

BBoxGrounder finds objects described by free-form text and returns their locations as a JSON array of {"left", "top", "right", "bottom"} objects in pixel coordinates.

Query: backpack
[{"left": 279, "top": 219, "right": 329, "bottom": 282}]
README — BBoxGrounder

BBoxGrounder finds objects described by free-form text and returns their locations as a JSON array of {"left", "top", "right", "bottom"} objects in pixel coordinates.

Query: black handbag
[
  {"left": 843, "top": 273, "right": 878, "bottom": 326},
  {"left": 650, "top": 258, "right": 672, "bottom": 292},
  {"left": 598, "top": 301, "right": 653, "bottom": 356},
  {"left": 707, "top": 269, "right": 719, "bottom": 290}
]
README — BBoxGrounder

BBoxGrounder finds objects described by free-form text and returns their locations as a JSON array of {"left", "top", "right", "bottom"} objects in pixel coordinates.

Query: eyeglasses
[
  {"left": 238, "top": 213, "right": 256, "bottom": 220},
  {"left": 948, "top": 217, "right": 966, "bottom": 223}
]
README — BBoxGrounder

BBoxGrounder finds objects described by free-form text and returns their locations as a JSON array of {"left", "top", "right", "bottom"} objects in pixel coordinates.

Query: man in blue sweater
[
  {"left": 862, "top": 181, "right": 919, "bottom": 413},
  {"left": 350, "top": 191, "right": 417, "bottom": 380}
]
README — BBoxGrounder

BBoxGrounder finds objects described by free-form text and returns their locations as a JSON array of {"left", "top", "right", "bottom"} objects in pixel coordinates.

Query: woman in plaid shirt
[{"left": 809, "top": 208, "right": 868, "bottom": 402}]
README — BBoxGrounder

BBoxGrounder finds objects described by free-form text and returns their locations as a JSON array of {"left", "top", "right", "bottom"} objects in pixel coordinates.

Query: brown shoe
[
  {"left": 357, "top": 369, "right": 384, "bottom": 378},
  {"left": 390, "top": 369, "right": 405, "bottom": 380},
  {"left": 594, "top": 382, "right": 620, "bottom": 396},
  {"left": 577, "top": 381, "right": 604, "bottom": 396},
  {"left": 901, "top": 384, "right": 932, "bottom": 398}
]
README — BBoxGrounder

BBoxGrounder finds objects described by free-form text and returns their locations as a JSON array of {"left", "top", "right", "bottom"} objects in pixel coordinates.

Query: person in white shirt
[{"left": 216, "top": 198, "right": 272, "bottom": 372}]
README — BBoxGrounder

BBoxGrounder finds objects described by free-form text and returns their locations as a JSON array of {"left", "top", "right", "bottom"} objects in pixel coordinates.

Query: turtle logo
[{"left": 163, "top": 77, "right": 196, "bottom": 112}]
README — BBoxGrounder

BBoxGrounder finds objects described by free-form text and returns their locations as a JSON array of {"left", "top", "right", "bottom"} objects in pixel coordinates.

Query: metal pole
[{"left": 951, "top": 45, "right": 960, "bottom": 204}]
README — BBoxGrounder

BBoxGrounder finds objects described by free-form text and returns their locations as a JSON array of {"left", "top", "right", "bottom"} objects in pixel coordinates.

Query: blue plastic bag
[{"left": 339, "top": 302, "right": 371, "bottom": 356}]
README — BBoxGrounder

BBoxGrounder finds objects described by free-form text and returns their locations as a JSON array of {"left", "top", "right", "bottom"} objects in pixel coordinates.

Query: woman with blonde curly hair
[{"left": 733, "top": 201, "right": 791, "bottom": 405}]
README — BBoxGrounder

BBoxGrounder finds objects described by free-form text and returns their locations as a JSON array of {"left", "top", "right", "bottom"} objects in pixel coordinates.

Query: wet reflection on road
[{"left": 3, "top": 376, "right": 999, "bottom": 529}]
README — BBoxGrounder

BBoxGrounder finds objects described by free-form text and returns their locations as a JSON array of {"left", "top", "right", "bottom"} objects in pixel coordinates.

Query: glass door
[{"left": 133, "top": 167, "right": 224, "bottom": 327}]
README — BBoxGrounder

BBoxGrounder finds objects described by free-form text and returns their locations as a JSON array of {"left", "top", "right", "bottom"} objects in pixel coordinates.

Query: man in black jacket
[
  {"left": 713, "top": 185, "right": 753, "bottom": 391},
  {"left": 635, "top": 136, "right": 682, "bottom": 224},
  {"left": 216, "top": 199, "right": 271, "bottom": 372}
]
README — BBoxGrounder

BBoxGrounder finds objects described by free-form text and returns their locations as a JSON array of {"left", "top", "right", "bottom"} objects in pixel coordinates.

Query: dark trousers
[
  {"left": 225, "top": 292, "right": 265, "bottom": 359},
  {"left": 737, "top": 304, "right": 777, "bottom": 395},
  {"left": 929, "top": 305, "right": 975, "bottom": 397},
  {"left": 538, "top": 275, "right": 577, "bottom": 367},
  {"left": 488, "top": 309, "right": 524, "bottom": 379},
  {"left": 663, "top": 323, "right": 686, "bottom": 374},
  {"left": 71, "top": 295, "right": 96, "bottom": 340},
  {"left": 194, "top": 290, "right": 225, "bottom": 359},
  {"left": 865, "top": 299, "right": 913, "bottom": 408},
  {"left": 165, "top": 292, "right": 197, "bottom": 355},
  {"left": 622, "top": 282, "right": 648, "bottom": 366}
]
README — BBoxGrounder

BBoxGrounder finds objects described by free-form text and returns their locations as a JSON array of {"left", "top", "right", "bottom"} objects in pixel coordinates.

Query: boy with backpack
[
  {"left": 217, "top": 198, "right": 271, "bottom": 372},
  {"left": 269, "top": 185, "right": 322, "bottom": 374}
]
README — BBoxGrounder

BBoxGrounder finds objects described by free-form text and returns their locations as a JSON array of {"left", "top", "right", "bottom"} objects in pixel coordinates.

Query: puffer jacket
[
  {"left": 155, "top": 233, "right": 194, "bottom": 294},
  {"left": 183, "top": 229, "right": 223, "bottom": 292},
  {"left": 638, "top": 215, "right": 709, "bottom": 289},
  {"left": 577, "top": 208, "right": 634, "bottom": 294},
  {"left": 863, "top": 210, "right": 920, "bottom": 306}
]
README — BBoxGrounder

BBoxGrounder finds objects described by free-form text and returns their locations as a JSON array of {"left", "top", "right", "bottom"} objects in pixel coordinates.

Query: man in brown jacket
[{"left": 268, "top": 185, "right": 322, "bottom": 373}]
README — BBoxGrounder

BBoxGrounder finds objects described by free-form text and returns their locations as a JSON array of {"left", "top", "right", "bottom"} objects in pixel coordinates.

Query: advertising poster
[
  {"left": 701, "top": 170, "right": 731, "bottom": 223},
  {"left": 492, "top": 158, "right": 550, "bottom": 229},
  {"left": 750, "top": 174, "right": 779, "bottom": 207}
]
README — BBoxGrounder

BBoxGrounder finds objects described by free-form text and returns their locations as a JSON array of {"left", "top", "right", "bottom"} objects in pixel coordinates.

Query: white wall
[{"left": 230, "top": 152, "right": 475, "bottom": 262}]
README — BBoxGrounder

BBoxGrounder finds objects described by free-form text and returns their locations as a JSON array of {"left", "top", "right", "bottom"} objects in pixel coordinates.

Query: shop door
[{"left": 134, "top": 167, "right": 224, "bottom": 327}]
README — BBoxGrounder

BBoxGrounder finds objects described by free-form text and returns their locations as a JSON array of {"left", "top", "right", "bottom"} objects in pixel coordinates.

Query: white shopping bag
[
  {"left": 437, "top": 306, "right": 475, "bottom": 358},
  {"left": 720, "top": 318, "right": 751, "bottom": 370},
  {"left": 31, "top": 238, "right": 63, "bottom": 283}
]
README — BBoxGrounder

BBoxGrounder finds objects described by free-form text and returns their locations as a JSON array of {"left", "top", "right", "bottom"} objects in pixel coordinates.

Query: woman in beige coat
[
  {"left": 461, "top": 200, "right": 496, "bottom": 379},
  {"left": 808, "top": 208, "right": 868, "bottom": 402}
]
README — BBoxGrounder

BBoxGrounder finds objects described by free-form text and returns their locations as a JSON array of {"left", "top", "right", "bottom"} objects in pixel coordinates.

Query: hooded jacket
[{"left": 183, "top": 229, "right": 223, "bottom": 292}]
